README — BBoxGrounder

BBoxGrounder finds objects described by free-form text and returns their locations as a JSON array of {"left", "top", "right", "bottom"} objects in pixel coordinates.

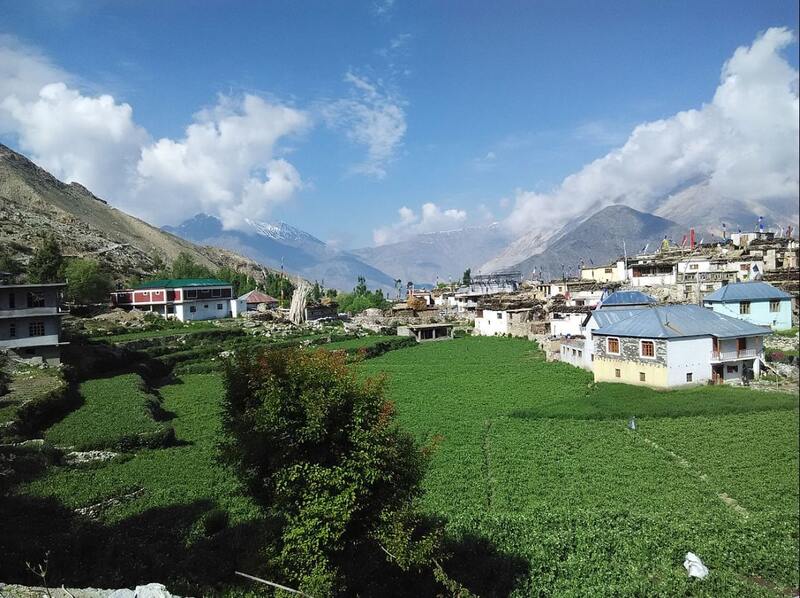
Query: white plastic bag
[{"left": 683, "top": 552, "right": 709, "bottom": 579}]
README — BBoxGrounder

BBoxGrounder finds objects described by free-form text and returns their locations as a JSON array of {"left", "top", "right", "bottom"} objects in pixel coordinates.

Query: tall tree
[
  {"left": 28, "top": 235, "right": 64, "bottom": 283},
  {"left": 461, "top": 268, "right": 471, "bottom": 286},
  {"left": 64, "top": 258, "right": 112, "bottom": 304},
  {"left": 220, "top": 348, "right": 438, "bottom": 595}
]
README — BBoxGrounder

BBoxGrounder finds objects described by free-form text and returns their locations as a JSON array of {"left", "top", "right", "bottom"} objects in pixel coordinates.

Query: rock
[
  {"left": 683, "top": 552, "right": 709, "bottom": 579},
  {"left": 64, "top": 450, "right": 119, "bottom": 465}
]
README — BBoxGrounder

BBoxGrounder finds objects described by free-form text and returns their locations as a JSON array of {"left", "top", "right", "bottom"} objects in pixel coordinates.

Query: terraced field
[{"left": 360, "top": 337, "right": 800, "bottom": 596}]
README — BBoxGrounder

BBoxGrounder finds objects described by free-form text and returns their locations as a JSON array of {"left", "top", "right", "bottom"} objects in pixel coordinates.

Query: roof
[
  {"left": 599, "top": 290, "right": 657, "bottom": 307},
  {"left": 593, "top": 305, "right": 772, "bottom": 339},
  {"left": 238, "top": 290, "right": 278, "bottom": 303},
  {"left": 587, "top": 307, "right": 647, "bottom": 328},
  {"left": 0, "top": 282, "right": 67, "bottom": 289},
  {"left": 703, "top": 281, "right": 792, "bottom": 303},
  {"left": 402, "top": 323, "right": 455, "bottom": 330},
  {"left": 133, "top": 278, "right": 231, "bottom": 290}
]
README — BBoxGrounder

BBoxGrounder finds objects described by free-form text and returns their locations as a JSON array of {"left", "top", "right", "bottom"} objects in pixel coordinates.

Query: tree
[
  {"left": 28, "top": 235, "right": 64, "bottom": 283},
  {"left": 170, "top": 252, "right": 214, "bottom": 279},
  {"left": 311, "top": 281, "right": 323, "bottom": 301},
  {"left": 64, "top": 258, "right": 112, "bottom": 304},
  {"left": 462, "top": 268, "right": 471, "bottom": 286},
  {"left": 220, "top": 348, "right": 437, "bottom": 595},
  {"left": 354, "top": 275, "right": 368, "bottom": 296}
]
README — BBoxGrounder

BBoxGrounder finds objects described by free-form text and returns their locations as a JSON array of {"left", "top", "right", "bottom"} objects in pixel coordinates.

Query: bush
[
  {"left": 219, "top": 347, "right": 438, "bottom": 594},
  {"left": 201, "top": 508, "right": 229, "bottom": 536}
]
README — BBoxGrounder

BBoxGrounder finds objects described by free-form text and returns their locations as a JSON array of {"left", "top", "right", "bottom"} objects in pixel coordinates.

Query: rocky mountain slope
[
  {"left": 351, "top": 223, "right": 513, "bottom": 286},
  {"left": 163, "top": 214, "right": 397, "bottom": 292},
  {"left": 0, "top": 143, "right": 274, "bottom": 281},
  {"left": 509, "top": 205, "right": 688, "bottom": 279}
]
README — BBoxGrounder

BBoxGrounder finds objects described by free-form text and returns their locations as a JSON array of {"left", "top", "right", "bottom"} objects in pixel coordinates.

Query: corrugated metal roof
[
  {"left": 599, "top": 290, "right": 657, "bottom": 306},
  {"left": 134, "top": 278, "right": 231, "bottom": 289},
  {"left": 703, "top": 281, "right": 792, "bottom": 302},
  {"left": 589, "top": 308, "right": 647, "bottom": 329},
  {"left": 593, "top": 305, "right": 772, "bottom": 339}
]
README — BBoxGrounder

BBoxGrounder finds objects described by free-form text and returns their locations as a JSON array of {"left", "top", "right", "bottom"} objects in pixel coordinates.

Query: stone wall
[{"left": 594, "top": 335, "right": 667, "bottom": 366}]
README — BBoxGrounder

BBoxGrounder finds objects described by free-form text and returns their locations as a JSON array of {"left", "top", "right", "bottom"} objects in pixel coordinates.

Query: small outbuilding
[
  {"left": 397, "top": 323, "right": 454, "bottom": 342},
  {"left": 237, "top": 290, "right": 279, "bottom": 312}
]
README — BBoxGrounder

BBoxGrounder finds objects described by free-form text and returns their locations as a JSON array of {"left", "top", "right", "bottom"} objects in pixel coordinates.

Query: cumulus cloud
[
  {"left": 506, "top": 27, "right": 799, "bottom": 235},
  {"left": 322, "top": 72, "right": 406, "bottom": 178},
  {"left": 373, "top": 202, "right": 468, "bottom": 245},
  {"left": 0, "top": 36, "right": 309, "bottom": 229}
]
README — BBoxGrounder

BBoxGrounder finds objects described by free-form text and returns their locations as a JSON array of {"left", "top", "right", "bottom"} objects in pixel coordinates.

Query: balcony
[
  {"left": 711, "top": 349, "right": 757, "bottom": 362},
  {"left": 0, "top": 306, "right": 66, "bottom": 319}
]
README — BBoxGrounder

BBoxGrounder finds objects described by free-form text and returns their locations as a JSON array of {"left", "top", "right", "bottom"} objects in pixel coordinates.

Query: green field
[
  {"left": 359, "top": 337, "right": 800, "bottom": 596},
  {"left": 11, "top": 336, "right": 800, "bottom": 595}
]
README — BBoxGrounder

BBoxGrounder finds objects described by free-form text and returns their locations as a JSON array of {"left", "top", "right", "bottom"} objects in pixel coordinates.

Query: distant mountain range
[
  {"left": 351, "top": 223, "right": 513, "bottom": 286},
  {"left": 163, "top": 214, "right": 398, "bottom": 292},
  {"left": 507, "top": 205, "right": 689, "bottom": 279}
]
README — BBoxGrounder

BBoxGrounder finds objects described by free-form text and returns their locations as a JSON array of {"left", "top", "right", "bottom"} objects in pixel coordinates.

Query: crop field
[
  {"left": 44, "top": 374, "right": 172, "bottom": 451},
  {"left": 360, "top": 337, "right": 800, "bottom": 596},
  {"left": 321, "top": 334, "right": 397, "bottom": 351},
  {"left": 10, "top": 336, "right": 799, "bottom": 596}
]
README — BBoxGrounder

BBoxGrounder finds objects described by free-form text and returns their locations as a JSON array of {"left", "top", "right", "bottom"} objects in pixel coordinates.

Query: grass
[
  {"left": 12, "top": 336, "right": 800, "bottom": 595},
  {"left": 91, "top": 321, "right": 222, "bottom": 343},
  {"left": 0, "top": 366, "right": 65, "bottom": 428},
  {"left": 321, "top": 334, "right": 397, "bottom": 351},
  {"left": 359, "top": 336, "right": 800, "bottom": 595},
  {"left": 44, "top": 374, "right": 172, "bottom": 451}
]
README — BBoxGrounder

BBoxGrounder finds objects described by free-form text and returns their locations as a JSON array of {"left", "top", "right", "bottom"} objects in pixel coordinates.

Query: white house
[
  {"left": 592, "top": 304, "right": 771, "bottom": 387},
  {"left": 474, "top": 307, "right": 540, "bottom": 337},
  {"left": 111, "top": 278, "right": 235, "bottom": 322},
  {"left": 0, "top": 280, "right": 68, "bottom": 365}
]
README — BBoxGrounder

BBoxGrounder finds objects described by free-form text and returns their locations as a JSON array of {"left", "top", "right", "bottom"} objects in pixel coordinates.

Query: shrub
[
  {"left": 219, "top": 347, "right": 438, "bottom": 595},
  {"left": 201, "top": 508, "right": 229, "bottom": 536}
]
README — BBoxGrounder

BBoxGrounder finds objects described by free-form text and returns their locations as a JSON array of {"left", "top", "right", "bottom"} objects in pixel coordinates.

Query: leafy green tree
[
  {"left": 311, "top": 281, "right": 323, "bottom": 301},
  {"left": 28, "top": 235, "right": 64, "bottom": 283},
  {"left": 325, "top": 288, "right": 338, "bottom": 299},
  {"left": 462, "top": 268, "right": 471, "bottom": 286},
  {"left": 64, "top": 258, "right": 112, "bottom": 304},
  {"left": 169, "top": 252, "right": 215, "bottom": 279},
  {"left": 220, "top": 348, "right": 438, "bottom": 595},
  {"left": 354, "top": 275, "right": 369, "bottom": 296}
]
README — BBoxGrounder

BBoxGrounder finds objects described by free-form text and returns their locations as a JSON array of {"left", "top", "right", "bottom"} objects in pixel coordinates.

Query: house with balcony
[
  {"left": 591, "top": 304, "right": 771, "bottom": 387},
  {"left": 110, "top": 278, "right": 235, "bottom": 322},
  {"left": 0, "top": 280, "right": 68, "bottom": 365},
  {"left": 702, "top": 281, "right": 793, "bottom": 331}
]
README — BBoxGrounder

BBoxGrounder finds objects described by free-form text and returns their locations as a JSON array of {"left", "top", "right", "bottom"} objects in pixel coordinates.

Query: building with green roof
[{"left": 111, "top": 278, "right": 236, "bottom": 321}]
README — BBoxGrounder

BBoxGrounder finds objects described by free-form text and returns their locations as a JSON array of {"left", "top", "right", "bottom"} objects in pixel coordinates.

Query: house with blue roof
[
  {"left": 703, "top": 281, "right": 793, "bottom": 331},
  {"left": 591, "top": 304, "right": 771, "bottom": 387},
  {"left": 559, "top": 290, "right": 657, "bottom": 369}
]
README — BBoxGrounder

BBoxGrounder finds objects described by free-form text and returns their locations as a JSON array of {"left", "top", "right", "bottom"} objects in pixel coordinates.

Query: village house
[
  {"left": 453, "top": 279, "right": 519, "bottom": 313},
  {"left": 559, "top": 290, "right": 657, "bottom": 369},
  {"left": 236, "top": 290, "right": 279, "bottom": 313},
  {"left": 111, "top": 278, "right": 235, "bottom": 322},
  {"left": 0, "top": 278, "right": 67, "bottom": 365},
  {"left": 549, "top": 305, "right": 592, "bottom": 337},
  {"left": 626, "top": 254, "right": 678, "bottom": 287},
  {"left": 703, "top": 281, "right": 793, "bottom": 331},
  {"left": 581, "top": 260, "right": 626, "bottom": 283},
  {"left": 592, "top": 304, "right": 771, "bottom": 387}
]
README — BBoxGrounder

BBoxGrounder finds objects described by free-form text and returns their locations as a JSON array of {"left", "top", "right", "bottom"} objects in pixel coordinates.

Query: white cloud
[
  {"left": 506, "top": 27, "right": 799, "bottom": 235},
  {"left": 322, "top": 72, "right": 406, "bottom": 178},
  {"left": 2, "top": 82, "right": 148, "bottom": 198},
  {"left": 136, "top": 94, "right": 309, "bottom": 227},
  {"left": 0, "top": 36, "right": 310, "bottom": 230},
  {"left": 373, "top": 202, "right": 468, "bottom": 245}
]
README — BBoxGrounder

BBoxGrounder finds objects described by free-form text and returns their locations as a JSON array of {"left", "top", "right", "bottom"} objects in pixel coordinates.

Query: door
[{"left": 712, "top": 365, "right": 723, "bottom": 385}]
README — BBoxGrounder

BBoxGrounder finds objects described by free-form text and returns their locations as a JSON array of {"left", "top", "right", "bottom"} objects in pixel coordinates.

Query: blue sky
[{"left": 1, "top": 1, "right": 798, "bottom": 247}]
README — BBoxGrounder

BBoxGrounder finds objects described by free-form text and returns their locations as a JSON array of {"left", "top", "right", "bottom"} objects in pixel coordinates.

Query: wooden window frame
[
  {"left": 739, "top": 301, "right": 751, "bottom": 315},
  {"left": 640, "top": 340, "right": 656, "bottom": 359},
  {"left": 607, "top": 337, "right": 620, "bottom": 354}
]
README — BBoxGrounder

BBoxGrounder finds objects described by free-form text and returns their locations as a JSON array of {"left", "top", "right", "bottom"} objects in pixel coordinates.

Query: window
[
  {"left": 591, "top": 354, "right": 594, "bottom": 362},
  {"left": 9, "top": 323, "right": 16, "bottom": 337},
  {"left": 607, "top": 338, "right": 620, "bottom": 354},
  {"left": 203, "top": 304, "right": 209, "bottom": 309},
  {"left": 640, "top": 340, "right": 655, "bottom": 358},
  {"left": 639, "top": 372, "right": 646, "bottom": 382},
  {"left": 217, "top": 303, "right": 223, "bottom": 310},
  {"left": 8, "top": 292, "right": 15, "bottom": 309},
  {"left": 571, "top": 349, "right": 576, "bottom": 356},
  {"left": 689, "top": 263, "right": 699, "bottom": 270},
  {"left": 189, "top": 305, "right": 197, "bottom": 313},
  {"left": 737, "top": 337, "right": 747, "bottom": 351},
  {"left": 29, "top": 321, "right": 45, "bottom": 336},
  {"left": 727, "top": 365, "right": 738, "bottom": 374},
  {"left": 615, "top": 369, "right": 621, "bottom": 378},
  {"left": 496, "top": 312, "right": 502, "bottom": 319},
  {"left": 686, "top": 372, "right": 693, "bottom": 382},
  {"left": 186, "top": 289, "right": 197, "bottom": 299},
  {"left": 769, "top": 300, "right": 780, "bottom": 313},
  {"left": 739, "top": 301, "right": 751, "bottom": 315},
  {"left": 26, "top": 292, "right": 45, "bottom": 308},
  {"left": 604, "top": 268, "right": 613, "bottom": 273},
  {"left": 211, "top": 288, "right": 222, "bottom": 298}
]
